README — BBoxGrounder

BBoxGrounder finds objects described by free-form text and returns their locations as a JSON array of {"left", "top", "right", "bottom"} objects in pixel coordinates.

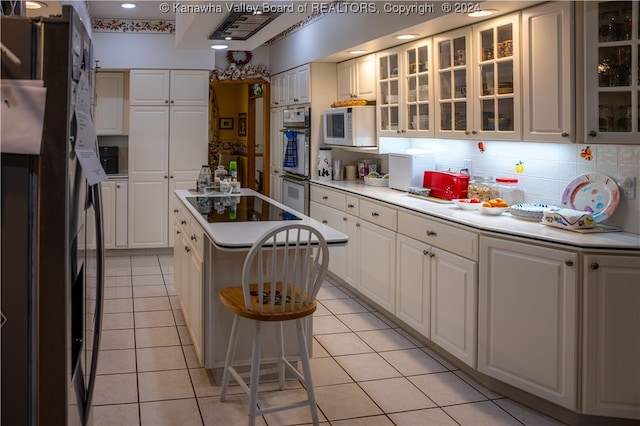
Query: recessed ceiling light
[
  {"left": 348, "top": 50, "right": 367, "bottom": 54},
  {"left": 468, "top": 9, "right": 495, "bottom": 17},
  {"left": 121, "top": 3, "right": 136, "bottom": 9},
  {"left": 224, "top": 37, "right": 232, "bottom": 40},
  {"left": 26, "top": 1, "right": 46, "bottom": 9},
  {"left": 211, "top": 44, "right": 229, "bottom": 50},
  {"left": 395, "top": 34, "right": 417, "bottom": 40}
]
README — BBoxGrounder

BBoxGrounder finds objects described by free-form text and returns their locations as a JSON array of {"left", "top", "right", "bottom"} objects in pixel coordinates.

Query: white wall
[{"left": 93, "top": 32, "right": 215, "bottom": 69}]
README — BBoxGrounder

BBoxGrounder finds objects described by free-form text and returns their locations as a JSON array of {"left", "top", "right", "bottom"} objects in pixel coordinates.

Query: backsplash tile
[{"left": 347, "top": 139, "right": 640, "bottom": 234}]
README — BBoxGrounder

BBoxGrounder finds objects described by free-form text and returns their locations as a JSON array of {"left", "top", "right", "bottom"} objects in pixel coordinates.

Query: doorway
[{"left": 209, "top": 80, "right": 271, "bottom": 196}]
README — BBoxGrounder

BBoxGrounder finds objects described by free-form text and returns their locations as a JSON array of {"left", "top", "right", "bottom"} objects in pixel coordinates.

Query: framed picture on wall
[
  {"left": 238, "top": 113, "right": 247, "bottom": 136},
  {"left": 219, "top": 117, "right": 233, "bottom": 129}
]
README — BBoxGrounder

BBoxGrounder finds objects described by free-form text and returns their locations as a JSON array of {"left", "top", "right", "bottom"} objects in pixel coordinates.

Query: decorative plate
[
  {"left": 510, "top": 203, "right": 559, "bottom": 221},
  {"left": 561, "top": 173, "right": 619, "bottom": 223}
]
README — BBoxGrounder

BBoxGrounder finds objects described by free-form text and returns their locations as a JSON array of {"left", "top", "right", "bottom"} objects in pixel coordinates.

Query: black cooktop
[{"left": 186, "top": 196, "right": 301, "bottom": 223}]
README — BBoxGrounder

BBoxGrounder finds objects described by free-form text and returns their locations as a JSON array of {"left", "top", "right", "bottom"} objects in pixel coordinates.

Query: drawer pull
[
  {"left": 426, "top": 230, "right": 437, "bottom": 237},
  {"left": 184, "top": 246, "right": 191, "bottom": 253},
  {"left": 176, "top": 230, "right": 181, "bottom": 235},
  {"left": 191, "top": 235, "right": 197, "bottom": 242},
  {"left": 356, "top": 223, "right": 361, "bottom": 228},
  {"left": 423, "top": 249, "right": 429, "bottom": 256},
  {"left": 181, "top": 220, "right": 187, "bottom": 225},
  {"left": 564, "top": 260, "right": 573, "bottom": 266},
  {"left": 561, "top": 132, "right": 569, "bottom": 138},
  {"left": 347, "top": 204, "right": 355, "bottom": 209},
  {"left": 429, "top": 253, "right": 435, "bottom": 258},
  {"left": 174, "top": 209, "right": 179, "bottom": 213},
  {"left": 343, "top": 217, "right": 347, "bottom": 221},
  {"left": 322, "top": 195, "right": 328, "bottom": 200},
  {"left": 590, "top": 262, "right": 599, "bottom": 270},
  {"left": 371, "top": 212, "right": 379, "bottom": 217},
  {"left": 322, "top": 220, "right": 328, "bottom": 224}
]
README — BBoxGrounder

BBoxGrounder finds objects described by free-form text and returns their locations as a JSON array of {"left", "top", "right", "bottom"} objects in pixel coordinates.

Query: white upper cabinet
[
  {"left": 336, "top": 54, "right": 376, "bottom": 101},
  {"left": 434, "top": 27, "right": 474, "bottom": 138},
  {"left": 472, "top": 14, "right": 521, "bottom": 140},
  {"left": 286, "top": 64, "right": 310, "bottom": 105},
  {"left": 270, "top": 73, "right": 287, "bottom": 107},
  {"left": 130, "top": 69, "right": 209, "bottom": 106},
  {"left": 376, "top": 48, "right": 402, "bottom": 136},
  {"left": 522, "top": 1, "right": 574, "bottom": 142},
  {"left": 403, "top": 39, "right": 435, "bottom": 137},
  {"left": 584, "top": 1, "right": 640, "bottom": 144},
  {"left": 95, "top": 72, "right": 125, "bottom": 135}
]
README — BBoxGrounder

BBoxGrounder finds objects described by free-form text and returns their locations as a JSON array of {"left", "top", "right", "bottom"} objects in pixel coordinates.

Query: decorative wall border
[{"left": 92, "top": 19, "right": 175, "bottom": 33}]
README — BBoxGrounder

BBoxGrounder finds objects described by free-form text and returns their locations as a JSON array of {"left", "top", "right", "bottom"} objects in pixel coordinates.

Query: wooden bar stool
[{"left": 218, "top": 223, "right": 329, "bottom": 426}]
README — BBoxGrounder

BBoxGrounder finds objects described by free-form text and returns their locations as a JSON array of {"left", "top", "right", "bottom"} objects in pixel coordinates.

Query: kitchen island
[{"left": 172, "top": 188, "right": 347, "bottom": 375}]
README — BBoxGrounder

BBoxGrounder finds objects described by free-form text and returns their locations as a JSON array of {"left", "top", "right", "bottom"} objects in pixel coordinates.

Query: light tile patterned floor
[{"left": 93, "top": 254, "right": 565, "bottom": 426}]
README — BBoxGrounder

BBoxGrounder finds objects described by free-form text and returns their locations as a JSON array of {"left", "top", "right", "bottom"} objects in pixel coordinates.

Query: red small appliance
[{"left": 423, "top": 171, "right": 470, "bottom": 200}]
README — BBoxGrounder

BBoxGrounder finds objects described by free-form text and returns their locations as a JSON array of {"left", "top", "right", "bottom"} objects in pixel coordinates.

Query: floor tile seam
[
  {"left": 450, "top": 370, "right": 506, "bottom": 400},
  {"left": 331, "top": 351, "right": 404, "bottom": 380}
]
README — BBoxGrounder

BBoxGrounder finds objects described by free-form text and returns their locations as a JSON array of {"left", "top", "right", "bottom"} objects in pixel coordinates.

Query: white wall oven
[{"left": 281, "top": 107, "right": 310, "bottom": 214}]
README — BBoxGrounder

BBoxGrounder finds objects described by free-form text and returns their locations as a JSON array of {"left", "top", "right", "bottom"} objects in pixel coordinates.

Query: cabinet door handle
[
  {"left": 371, "top": 212, "right": 379, "bottom": 217},
  {"left": 176, "top": 230, "right": 181, "bottom": 235},
  {"left": 170, "top": 175, "right": 174, "bottom": 179},
  {"left": 184, "top": 246, "right": 191, "bottom": 253},
  {"left": 423, "top": 249, "right": 429, "bottom": 256},
  {"left": 564, "top": 260, "right": 573, "bottom": 266},
  {"left": 356, "top": 222, "right": 361, "bottom": 227},
  {"left": 164, "top": 175, "right": 168, "bottom": 179},
  {"left": 590, "top": 262, "right": 599, "bottom": 270},
  {"left": 181, "top": 220, "right": 186, "bottom": 225},
  {"left": 426, "top": 230, "right": 437, "bottom": 237},
  {"left": 561, "top": 132, "right": 569, "bottom": 138},
  {"left": 429, "top": 252, "right": 435, "bottom": 258},
  {"left": 342, "top": 217, "right": 347, "bottom": 221},
  {"left": 191, "top": 234, "right": 197, "bottom": 242},
  {"left": 170, "top": 100, "right": 174, "bottom": 104},
  {"left": 322, "top": 196, "right": 328, "bottom": 200},
  {"left": 347, "top": 204, "right": 355, "bottom": 209},
  {"left": 174, "top": 209, "right": 179, "bottom": 213},
  {"left": 589, "top": 130, "right": 597, "bottom": 137},
  {"left": 471, "top": 130, "right": 478, "bottom": 135},
  {"left": 165, "top": 100, "right": 169, "bottom": 104},
  {"left": 322, "top": 220, "right": 328, "bottom": 224},
  {"left": 465, "top": 131, "right": 471, "bottom": 135},
  {"left": 117, "top": 184, "right": 121, "bottom": 188}
]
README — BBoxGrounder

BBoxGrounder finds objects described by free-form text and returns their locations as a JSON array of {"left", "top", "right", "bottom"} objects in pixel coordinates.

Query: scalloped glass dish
[
  {"left": 561, "top": 173, "right": 619, "bottom": 223},
  {"left": 510, "top": 203, "right": 559, "bottom": 221}
]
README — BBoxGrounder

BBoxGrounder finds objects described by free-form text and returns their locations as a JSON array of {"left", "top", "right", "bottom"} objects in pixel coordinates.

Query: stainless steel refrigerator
[{"left": 1, "top": 5, "right": 105, "bottom": 425}]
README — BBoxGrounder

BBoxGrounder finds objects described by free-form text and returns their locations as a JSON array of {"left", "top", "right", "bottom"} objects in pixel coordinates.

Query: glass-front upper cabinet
[
  {"left": 473, "top": 14, "right": 520, "bottom": 140},
  {"left": 404, "top": 38, "right": 434, "bottom": 137},
  {"left": 377, "top": 49, "right": 401, "bottom": 136},
  {"left": 585, "top": 1, "right": 639, "bottom": 143},
  {"left": 435, "top": 27, "right": 473, "bottom": 138}
]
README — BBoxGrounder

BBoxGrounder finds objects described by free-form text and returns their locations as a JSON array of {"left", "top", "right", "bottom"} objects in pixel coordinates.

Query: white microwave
[{"left": 323, "top": 106, "right": 376, "bottom": 147}]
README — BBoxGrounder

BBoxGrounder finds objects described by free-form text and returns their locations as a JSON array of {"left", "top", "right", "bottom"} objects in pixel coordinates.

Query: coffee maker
[{"left": 99, "top": 146, "right": 119, "bottom": 175}]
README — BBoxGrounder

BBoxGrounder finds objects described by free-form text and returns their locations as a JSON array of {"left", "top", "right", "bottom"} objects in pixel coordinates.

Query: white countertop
[
  {"left": 175, "top": 188, "right": 348, "bottom": 250},
  {"left": 312, "top": 180, "right": 640, "bottom": 251}
]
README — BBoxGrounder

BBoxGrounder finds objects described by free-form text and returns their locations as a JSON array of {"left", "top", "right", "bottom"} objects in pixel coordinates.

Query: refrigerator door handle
[{"left": 84, "top": 182, "right": 104, "bottom": 424}]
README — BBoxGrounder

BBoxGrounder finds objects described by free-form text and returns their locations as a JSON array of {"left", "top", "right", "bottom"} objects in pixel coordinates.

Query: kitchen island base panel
[{"left": 203, "top": 242, "right": 311, "bottom": 372}]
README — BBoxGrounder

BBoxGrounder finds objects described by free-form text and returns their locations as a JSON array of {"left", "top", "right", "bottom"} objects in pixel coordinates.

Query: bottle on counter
[
  {"left": 495, "top": 177, "right": 524, "bottom": 205},
  {"left": 214, "top": 165, "right": 227, "bottom": 183},
  {"left": 229, "top": 161, "right": 238, "bottom": 182},
  {"left": 197, "top": 165, "right": 212, "bottom": 193}
]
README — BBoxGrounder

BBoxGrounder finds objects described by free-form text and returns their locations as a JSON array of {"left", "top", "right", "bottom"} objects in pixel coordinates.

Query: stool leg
[
  {"left": 248, "top": 320, "right": 262, "bottom": 426},
  {"left": 276, "top": 322, "right": 285, "bottom": 390},
  {"left": 296, "top": 318, "right": 319, "bottom": 426},
  {"left": 220, "top": 315, "right": 240, "bottom": 401}
]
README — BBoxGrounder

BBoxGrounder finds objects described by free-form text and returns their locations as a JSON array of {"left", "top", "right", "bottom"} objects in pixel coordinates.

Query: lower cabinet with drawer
[{"left": 173, "top": 196, "right": 205, "bottom": 365}]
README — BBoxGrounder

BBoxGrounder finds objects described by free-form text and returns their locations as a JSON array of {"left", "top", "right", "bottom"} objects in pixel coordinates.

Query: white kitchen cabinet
[
  {"left": 582, "top": 254, "right": 640, "bottom": 420},
  {"left": 173, "top": 199, "right": 205, "bottom": 365},
  {"left": 376, "top": 48, "right": 402, "bottom": 136},
  {"left": 522, "top": 1, "right": 574, "bottom": 142},
  {"left": 129, "top": 69, "right": 209, "bottom": 106},
  {"left": 269, "top": 107, "right": 284, "bottom": 202},
  {"left": 286, "top": 64, "right": 310, "bottom": 105},
  {"left": 478, "top": 236, "right": 578, "bottom": 410},
  {"left": 337, "top": 54, "right": 376, "bottom": 101},
  {"left": 87, "top": 179, "right": 127, "bottom": 249},
  {"left": 396, "top": 234, "right": 431, "bottom": 338},
  {"left": 95, "top": 72, "right": 124, "bottom": 135},
  {"left": 128, "top": 106, "right": 208, "bottom": 249},
  {"left": 584, "top": 1, "right": 640, "bottom": 143},
  {"left": 472, "top": 13, "right": 521, "bottom": 140},
  {"left": 309, "top": 201, "right": 347, "bottom": 278},
  {"left": 270, "top": 73, "right": 287, "bottom": 107},
  {"left": 356, "top": 219, "right": 396, "bottom": 313}
]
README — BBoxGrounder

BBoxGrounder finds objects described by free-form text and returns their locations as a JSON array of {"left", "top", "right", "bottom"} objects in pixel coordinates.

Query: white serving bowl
[
  {"left": 452, "top": 199, "right": 482, "bottom": 211},
  {"left": 479, "top": 205, "right": 509, "bottom": 216}
]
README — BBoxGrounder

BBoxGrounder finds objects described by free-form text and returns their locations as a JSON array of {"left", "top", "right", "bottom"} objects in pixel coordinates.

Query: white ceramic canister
[{"left": 317, "top": 148, "right": 332, "bottom": 181}]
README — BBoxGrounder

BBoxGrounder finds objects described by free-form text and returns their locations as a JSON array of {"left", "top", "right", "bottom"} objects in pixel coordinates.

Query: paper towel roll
[{"left": 345, "top": 164, "right": 357, "bottom": 180}]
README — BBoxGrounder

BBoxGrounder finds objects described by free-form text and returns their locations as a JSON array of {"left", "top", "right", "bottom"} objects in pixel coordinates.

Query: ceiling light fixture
[
  {"left": 211, "top": 44, "right": 229, "bottom": 50},
  {"left": 121, "top": 3, "right": 136, "bottom": 9},
  {"left": 395, "top": 34, "right": 417, "bottom": 40},
  {"left": 25, "top": 1, "right": 46, "bottom": 9},
  {"left": 468, "top": 9, "right": 495, "bottom": 17},
  {"left": 225, "top": 36, "right": 232, "bottom": 40}
]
